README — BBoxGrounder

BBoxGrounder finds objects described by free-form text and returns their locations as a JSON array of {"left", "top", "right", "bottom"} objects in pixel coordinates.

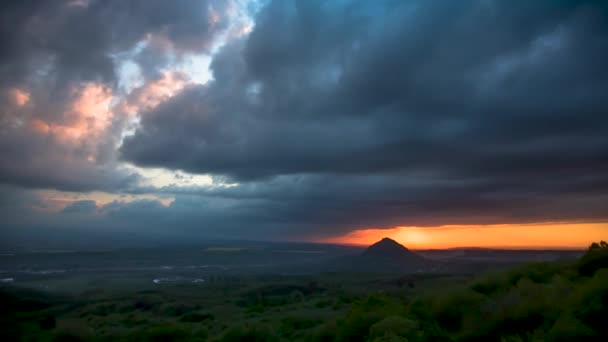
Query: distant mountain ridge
[
  {"left": 364, "top": 237, "right": 418, "bottom": 259},
  {"left": 324, "top": 237, "right": 431, "bottom": 273}
]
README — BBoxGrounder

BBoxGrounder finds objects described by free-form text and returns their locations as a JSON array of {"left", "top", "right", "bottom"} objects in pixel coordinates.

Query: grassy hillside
[{"left": 1, "top": 242, "right": 606, "bottom": 341}]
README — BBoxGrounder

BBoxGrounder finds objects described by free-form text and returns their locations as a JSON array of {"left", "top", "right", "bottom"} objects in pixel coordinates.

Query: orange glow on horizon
[{"left": 323, "top": 222, "right": 608, "bottom": 249}]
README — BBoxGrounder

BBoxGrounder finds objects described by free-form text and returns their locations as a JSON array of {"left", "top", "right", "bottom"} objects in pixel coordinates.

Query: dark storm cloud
[
  {"left": 0, "top": 0, "right": 231, "bottom": 191},
  {"left": 123, "top": 0, "right": 608, "bottom": 179},
  {"left": 11, "top": 171, "right": 602, "bottom": 240},
  {"left": 62, "top": 200, "right": 97, "bottom": 214},
  {"left": 2, "top": 0, "right": 608, "bottom": 242},
  {"left": 119, "top": 0, "right": 608, "bottom": 234},
  {"left": 1, "top": 0, "right": 227, "bottom": 86}
]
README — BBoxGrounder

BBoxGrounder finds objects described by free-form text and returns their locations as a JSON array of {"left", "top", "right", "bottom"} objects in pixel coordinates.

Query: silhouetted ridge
[
  {"left": 324, "top": 237, "right": 431, "bottom": 273},
  {"left": 363, "top": 237, "right": 414, "bottom": 259}
]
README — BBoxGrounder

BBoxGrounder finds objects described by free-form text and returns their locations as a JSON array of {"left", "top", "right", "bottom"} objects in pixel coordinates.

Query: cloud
[
  {"left": 123, "top": 0, "right": 608, "bottom": 180},
  {"left": 0, "top": 0, "right": 234, "bottom": 192},
  {"left": 5, "top": 170, "right": 607, "bottom": 242},
  {"left": 62, "top": 200, "right": 98, "bottom": 214},
  {"left": 117, "top": 0, "right": 608, "bottom": 237},
  {"left": 1, "top": 0, "right": 608, "bottom": 243}
]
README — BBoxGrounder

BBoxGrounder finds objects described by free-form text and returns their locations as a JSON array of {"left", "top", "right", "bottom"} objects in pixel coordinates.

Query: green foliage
[
  {"left": 311, "top": 321, "right": 338, "bottom": 342},
  {"left": 368, "top": 316, "right": 419, "bottom": 340},
  {"left": 315, "top": 299, "right": 333, "bottom": 308},
  {"left": 546, "top": 312, "right": 595, "bottom": 341},
  {"left": 588, "top": 240, "right": 608, "bottom": 251},
  {"left": 568, "top": 269, "right": 608, "bottom": 339},
  {"left": 90, "top": 303, "right": 117, "bottom": 316},
  {"left": 470, "top": 275, "right": 503, "bottom": 295},
  {"left": 506, "top": 262, "right": 557, "bottom": 286},
  {"left": 218, "top": 325, "right": 278, "bottom": 342},
  {"left": 179, "top": 312, "right": 214, "bottom": 323},
  {"left": 3, "top": 242, "right": 608, "bottom": 342},
  {"left": 132, "top": 298, "right": 156, "bottom": 312},
  {"left": 332, "top": 294, "right": 403, "bottom": 342},
  {"left": 578, "top": 240, "right": 608, "bottom": 276},
  {"left": 370, "top": 332, "right": 409, "bottom": 342},
  {"left": 431, "top": 289, "right": 483, "bottom": 332},
  {"left": 38, "top": 314, "right": 57, "bottom": 330},
  {"left": 279, "top": 315, "right": 322, "bottom": 336},
  {"left": 125, "top": 324, "right": 194, "bottom": 342},
  {"left": 52, "top": 332, "right": 88, "bottom": 342},
  {"left": 163, "top": 304, "right": 200, "bottom": 317}
]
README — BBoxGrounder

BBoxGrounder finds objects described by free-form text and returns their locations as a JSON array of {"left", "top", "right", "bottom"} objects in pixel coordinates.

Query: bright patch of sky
[
  {"left": 34, "top": 189, "right": 175, "bottom": 212},
  {"left": 122, "top": 164, "right": 214, "bottom": 189},
  {"left": 107, "top": 0, "right": 261, "bottom": 193},
  {"left": 175, "top": 54, "right": 213, "bottom": 84},
  {"left": 116, "top": 60, "right": 144, "bottom": 94}
]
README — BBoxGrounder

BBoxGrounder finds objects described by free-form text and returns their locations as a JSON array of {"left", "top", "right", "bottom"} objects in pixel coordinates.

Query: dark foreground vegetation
[{"left": 1, "top": 242, "right": 607, "bottom": 342}]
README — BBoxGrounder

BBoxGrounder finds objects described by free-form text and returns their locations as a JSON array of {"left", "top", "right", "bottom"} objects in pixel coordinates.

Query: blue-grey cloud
[
  {"left": 62, "top": 200, "right": 98, "bottom": 214},
  {"left": 0, "top": 0, "right": 232, "bottom": 192},
  {"left": 2, "top": 0, "right": 608, "bottom": 244},
  {"left": 118, "top": 0, "right": 608, "bottom": 235}
]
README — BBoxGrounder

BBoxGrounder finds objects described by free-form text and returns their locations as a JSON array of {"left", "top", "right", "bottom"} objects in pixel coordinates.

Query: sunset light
[
  {"left": 2, "top": 1, "right": 608, "bottom": 340},
  {"left": 326, "top": 222, "right": 608, "bottom": 249}
]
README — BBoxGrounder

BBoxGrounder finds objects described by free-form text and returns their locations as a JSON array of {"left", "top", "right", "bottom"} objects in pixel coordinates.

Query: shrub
[
  {"left": 219, "top": 325, "right": 279, "bottom": 342},
  {"left": 370, "top": 332, "right": 410, "bottom": 341},
  {"left": 569, "top": 269, "right": 608, "bottom": 337},
  {"left": 310, "top": 321, "right": 337, "bottom": 342},
  {"left": 368, "top": 316, "right": 419, "bottom": 340},
  {"left": 126, "top": 324, "right": 192, "bottom": 342},
  {"left": 334, "top": 309, "right": 385, "bottom": 342},
  {"left": 280, "top": 316, "right": 322, "bottom": 336},
  {"left": 178, "top": 312, "right": 214, "bottom": 323},
  {"left": 315, "top": 299, "right": 332, "bottom": 308},
  {"left": 52, "top": 333, "right": 87, "bottom": 342},
  {"left": 431, "top": 289, "right": 483, "bottom": 332},
  {"left": 38, "top": 314, "right": 56, "bottom": 330},
  {"left": 471, "top": 276, "right": 503, "bottom": 295},
  {"left": 163, "top": 304, "right": 200, "bottom": 316},
  {"left": 507, "top": 263, "right": 555, "bottom": 286},
  {"left": 578, "top": 241, "right": 608, "bottom": 276},
  {"left": 546, "top": 313, "right": 595, "bottom": 341}
]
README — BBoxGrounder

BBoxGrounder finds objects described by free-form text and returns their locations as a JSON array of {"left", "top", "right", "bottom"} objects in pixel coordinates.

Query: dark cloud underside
[
  {"left": 118, "top": 0, "right": 608, "bottom": 235},
  {"left": 1, "top": 0, "right": 607, "bottom": 241}
]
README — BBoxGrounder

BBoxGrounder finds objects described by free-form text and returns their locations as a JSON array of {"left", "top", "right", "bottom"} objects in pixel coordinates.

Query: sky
[{"left": 1, "top": 0, "right": 607, "bottom": 249}]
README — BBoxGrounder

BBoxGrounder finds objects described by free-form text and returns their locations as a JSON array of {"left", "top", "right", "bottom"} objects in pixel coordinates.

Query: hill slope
[
  {"left": 363, "top": 238, "right": 423, "bottom": 261},
  {"left": 327, "top": 238, "right": 431, "bottom": 273}
]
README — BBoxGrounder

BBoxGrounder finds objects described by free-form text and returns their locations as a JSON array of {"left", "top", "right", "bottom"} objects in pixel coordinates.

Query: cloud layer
[{"left": 1, "top": 0, "right": 607, "bottom": 243}]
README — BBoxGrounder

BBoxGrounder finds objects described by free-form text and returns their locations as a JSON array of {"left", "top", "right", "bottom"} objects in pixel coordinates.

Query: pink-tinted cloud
[
  {"left": 29, "top": 83, "right": 114, "bottom": 148},
  {"left": 65, "top": 0, "right": 90, "bottom": 8},
  {"left": 119, "top": 71, "right": 190, "bottom": 116},
  {"left": 9, "top": 88, "right": 30, "bottom": 107}
]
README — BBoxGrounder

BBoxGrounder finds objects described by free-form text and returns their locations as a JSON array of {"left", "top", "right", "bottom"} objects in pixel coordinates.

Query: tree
[
  {"left": 579, "top": 241, "right": 608, "bottom": 276},
  {"left": 588, "top": 241, "right": 608, "bottom": 251}
]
